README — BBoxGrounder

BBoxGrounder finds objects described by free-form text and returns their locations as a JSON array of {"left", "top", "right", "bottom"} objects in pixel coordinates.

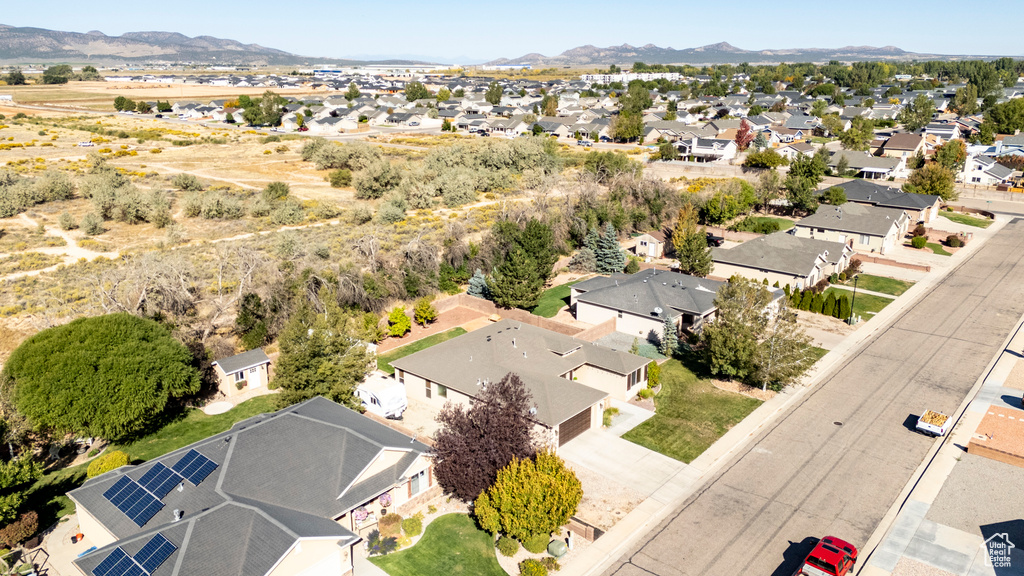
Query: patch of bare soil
[
  {"left": 711, "top": 379, "right": 776, "bottom": 401},
  {"left": 794, "top": 309, "right": 856, "bottom": 337},
  {"left": 568, "top": 464, "right": 644, "bottom": 531}
]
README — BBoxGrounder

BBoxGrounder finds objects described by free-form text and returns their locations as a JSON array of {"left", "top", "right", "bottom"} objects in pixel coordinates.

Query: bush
[
  {"left": 354, "top": 160, "right": 401, "bottom": 199},
  {"left": 327, "top": 169, "right": 352, "bottom": 188},
  {"left": 87, "top": 450, "right": 129, "bottom": 478},
  {"left": 366, "top": 529, "right": 399, "bottom": 556},
  {"left": 637, "top": 388, "right": 654, "bottom": 399},
  {"left": 647, "top": 361, "right": 661, "bottom": 387},
  {"left": 262, "top": 181, "right": 290, "bottom": 202},
  {"left": 401, "top": 514, "right": 423, "bottom": 538},
  {"left": 171, "top": 173, "right": 204, "bottom": 191},
  {"left": 497, "top": 535, "right": 519, "bottom": 557},
  {"left": 270, "top": 200, "right": 305, "bottom": 225},
  {"left": 523, "top": 533, "right": 550, "bottom": 554},
  {"left": 0, "top": 512, "right": 38, "bottom": 549},
  {"left": 730, "top": 217, "right": 781, "bottom": 235},
  {"left": 540, "top": 557, "right": 561, "bottom": 571},
  {"left": 846, "top": 258, "right": 862, "bottom": 276},
  {"left": 519, "top": 559, "right": 548, "bottom": 576},
  {"left": 946, "top": 234, "right": 964, "bottom": 248},
  {"left": 376, "top": 200, "right": 406, "bottom": 224},
  {"left": 912, "top": 224, "right": 926, "bottom": 237},
  {"left": 387, "top": 307, "right": 411, "bottom": 337},
  {"left": 602, "top": 407, "right": 619, "bottom": 427},
  {"left": 80, "top": 212, "right": 104, "bottom": 235},
  {"left": 839, "top": 272, "right": 847, "bottom": 282},
  {"left": 58, "top": 211, "right": 77, "bottom": 230},
  {"left": 379, "top": 513, "right": 402, "bottom": 537},
  {"left": 911, "top": 236, "right": 927, "bottom": 249}
]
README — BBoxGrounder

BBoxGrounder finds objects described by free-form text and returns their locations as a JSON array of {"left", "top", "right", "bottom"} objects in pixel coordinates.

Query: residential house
[
  {"left": 571, "top": 269, "right": 726, "bottom": 336},
  {"left": 712, "top": 231, "right": 853, "bottom": 290},
  {"left": 678, "top": 137, "right": 738, "bottom": 163},
  {"left": 212, "top": 348, "right": 271, "bottom": 398},
  {"left": 635, "top": 230, "right": 669, "bottom": 259},
  {"left": 963, "top": 155, "right": 1015, "bottom": 187},
  {"left": 829, "top": 151, "right": 903, "bottom": 180},
  {"left": 390, "top": 320, "right": 650, "bottom": 446},
  {"left": 794, "top": 203, "right": 908, "bottom": 255},
  {"left": 924, "top": 122, "right": 961, "bottom": 144},
  {"left": 777, "top": 142, "right": 815, "bottom": 161},
  {"left": 70, "top": 396, "right": 439, "bottom": 576},
  {"left": 878, "top": 133, "right": 925, "bottom": 159},
  {"left": 826, "top": 179, "right": 941, "bottom": 223}
]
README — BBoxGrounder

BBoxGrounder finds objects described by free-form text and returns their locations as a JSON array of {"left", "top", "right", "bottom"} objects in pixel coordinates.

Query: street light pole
[{"left": 848, "top": 274, "right": 859, "bottom": 325}]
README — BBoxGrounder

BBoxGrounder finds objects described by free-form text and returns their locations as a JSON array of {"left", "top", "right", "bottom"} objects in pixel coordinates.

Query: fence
[
  {"left": 852, "top": 255, "right": 930, "bottom": 273},
  {"left": 431, "top": 293, "right": 584, "bottom": 336}
]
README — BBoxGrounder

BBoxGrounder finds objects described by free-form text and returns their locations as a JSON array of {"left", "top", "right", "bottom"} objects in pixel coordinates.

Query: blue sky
[{"left": 4, "top": 0, "right": 1023, "bottom": 63}]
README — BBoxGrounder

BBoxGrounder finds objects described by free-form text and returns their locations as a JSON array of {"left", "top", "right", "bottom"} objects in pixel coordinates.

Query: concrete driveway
[{"left": 561, "top": 429, "right": 688, "bottom": 499}]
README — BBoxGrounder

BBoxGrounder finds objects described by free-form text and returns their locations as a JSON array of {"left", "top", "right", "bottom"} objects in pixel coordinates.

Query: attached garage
[{"left": 558, "top": 407, "right": 593, "bottom": 446}]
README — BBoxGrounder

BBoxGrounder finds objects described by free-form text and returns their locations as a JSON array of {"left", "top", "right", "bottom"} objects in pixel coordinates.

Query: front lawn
[
  {"left": 844, "top": 274, "right": 914, "bottom": 296},
  {"left": 622, "top": 358, "right": 762, "bottom": 462},
  {"left": 823, "top": 287, "right": 892, "bottom": 318},
  {"left": 377, "top": 328, "right": 468, "bottom": 375},
  {"left": 940, "top": 212, "right": 992, "bottom": 228},
  {"left": 926, "top": 242, "right": 953, "bottom": 256},
  {"left": 370, "top": 513, "right": 506, "bottom": 576},
  {"left": 731, "top": 215, "right": 795, "bottom": 234},
  {"left": 528, "top": 280, "right": 581, "bottom": 318},
  {"left": 25, "top": 395, "right": 280, "bottom": 530}
]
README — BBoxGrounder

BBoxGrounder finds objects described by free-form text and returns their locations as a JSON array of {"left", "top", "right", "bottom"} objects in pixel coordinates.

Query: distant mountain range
[
  {"left": 0, "top": 24, "right": 431, "bottom": 66},
  {"left": 485, "top": 42, "right": 1004, "bottom": 67}
]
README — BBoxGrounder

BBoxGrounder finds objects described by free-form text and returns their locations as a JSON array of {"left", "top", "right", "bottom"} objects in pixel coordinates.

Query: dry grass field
[{"left": 2, "top": 81, "right": 318, "bottom": 111}]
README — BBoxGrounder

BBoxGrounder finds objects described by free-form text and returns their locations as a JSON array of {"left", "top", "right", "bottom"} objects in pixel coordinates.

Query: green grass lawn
[
  {"left": 926, "top": 242, "right": 953, "bottom": 256},
  {"left": 732, "top": 215, "right": 795, "bottom": 233},
  {"left": 377, "top": 328, "right": 468, "bottom": 375},
  {"left": 845, "top": 274, "right": 914, "bottom": 296},
  {"left": 940, "top": 212, "right": 993, "bottom": 228},
  {"left": 370, "top": 514, "right": 506, "bottom": 576},
  {"left": 24, "top": 395, "right": 280, "bottom": 530},
  {"left": 622, "top": 359, "right": 762, "bottom": 463},
  {"left": 528, "top": 280, "right": 582, "bottom": 318},
  {"left": 824, "top": 287, "right": 892, "bottom": 318}
]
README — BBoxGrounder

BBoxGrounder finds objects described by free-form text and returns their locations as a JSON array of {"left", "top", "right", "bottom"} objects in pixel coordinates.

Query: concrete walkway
[
  {"left": 559, "top": 429, "right": 688, "bottom": 499},
  {"left": 828, "top": 284, "right": 898, "bottom": 299},
  {"left": 603, "top": 400, "right": 656, "bottom": 437}
]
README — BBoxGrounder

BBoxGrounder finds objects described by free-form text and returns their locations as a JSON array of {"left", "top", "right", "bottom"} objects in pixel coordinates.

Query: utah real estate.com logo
[{"left": 983, "top": 533, "right": 1014, "bottom": 568}]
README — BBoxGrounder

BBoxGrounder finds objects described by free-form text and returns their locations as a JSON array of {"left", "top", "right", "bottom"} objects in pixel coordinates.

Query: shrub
[
  {"left": 366, "top": 529, "right": 399, "bottom": 556},
  {"left": 839, "top": 272, "right": 847, "bottom": 282},
  {"left": 624, "top": 257, "right": 640, "bottom": 274},
  {"left": 350, "top": 205, "right": 373, "bottom": 224},
  {"left": 413, "top": 297, "right": 437, "bottom": 327},
  {"left": 80, "top": 212, "right": 104, "bottom": 235},
  {"left": 327, "top": 169, "right": 352, "bottom": 188},
  {"left": 846, "top": 258, "right": 862, "bottom": 276},
  {"left": 379, "top": 513, "right": 402, "bottom": 537},
  {"left": 387, "top": 307, "right": 411, "bottom": 337},
  {"left": 637, "top": 388, "right": 654, "bottom": 399},
  {"left": 602, "top": 407, "right": 619, "bottom": 427},
  {"left": 171, "top": 173, "right": 204, "bottom": 191},
  {"left": 519, "top": 559, "right": 548, "bottom": 576},
  {"left": 911, "top": 236, "right": 927, "bottom": 249},
  {"left": 946, "top": 234, "right": 964, "bottom": 248},
  {"left": 912, "top": 224, "right": 926, "bottom": 237},
  {"left": 730, "top": 217, "right": 781, "bottom": 234},
  {"left": 58, "top": 211, "right": 77, "bottom": 230},
  {"left": 270, "top": 200, "right": 305, "bottom": 225},
  {"left": 376, "top": 199, "right": 406, "bottom": 224},
  {"left": 401, "top": 514, "right": 423, "bottom": 538},
  {"left": 0, "top": 512, "right": 38, "bottom": 549},
  {"left": 87, "top": 450, "right": 129, "bottom": 478},
  {"left": 427, "top": 505, "right": 437, "bottom": 514},
  {"left": 540, "top": 557, "right": 561, "bottom": 571},
  {"left": 497, "top": 535, "right": 519, "bottom": 557},
  {"left": 523, "top": 533, "right": 550, "bottom": 554},
  {"left": 647, "top": 360, "right": 661, "bottom": 387},
  {"left": 262, "top": 181, "right": 290, "bottom": 202}
]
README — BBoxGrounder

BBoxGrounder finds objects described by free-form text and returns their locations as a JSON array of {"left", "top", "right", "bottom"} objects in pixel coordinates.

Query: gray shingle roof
[
  {"left": 574, "top": 270, "right": 724, "bottom": 319},
  {"left": 213, "top": 349, "right": 270, "bottom": 374},
  {"left": 71, "top": 397, "right": 427, "bottom": 576},
  {"left": 796, "top": 203, "right": 906, "bottom": 236},
  {"left": 712, "top": 232, "right": 849, "bottom": 277},
  {"left": 827, "top": 179, "right": 939, "bottom": 211},
  {"left": 389, "top": 320, "right": 646, "bottom": 427}
]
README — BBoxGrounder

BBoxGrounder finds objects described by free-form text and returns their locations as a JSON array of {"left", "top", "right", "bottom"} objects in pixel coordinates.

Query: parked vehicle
[
  {"left": 478, "top": 131, "right": 490, "bottom": 137},
  {"left": 408, "top": 121, "right": 420, "bottom": 126},
  {"left": 915, "top": 410, "right": 950, "bottom": 437},
  {"left": 356, "top": 374, "right": 408, "bottom": 419},
  {"left": 796, "top": 536, "right": 858, "bottom": 576},
  {"left": 600, "top": 136, "right": 612, "bottom": 142},
  {"left": 706, "top": 232, "right": 725, "bottom": 247}
]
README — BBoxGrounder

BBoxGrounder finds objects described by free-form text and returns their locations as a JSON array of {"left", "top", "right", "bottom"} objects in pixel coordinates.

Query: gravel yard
[
  {"left": 891, "top": 557, "right": 959, "bottom": 576},
  {"left": 925, "top": 452, "right": 1024, "bottom": 541},
  {"left": 568, "top": 462, "right": 645, "bottom": 531}
]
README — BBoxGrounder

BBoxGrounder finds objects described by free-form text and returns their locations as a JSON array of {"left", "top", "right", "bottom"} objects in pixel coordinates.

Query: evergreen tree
[
  {"left": 810, "top": 293, "right": 824, "bottom": 314},
  {"left": 595, "top": 222, "right": 626, "bottom": 273},
  {"left": 822, "top": 292, "right": 837, "bottom": 317},
  {"left": 672, "top": 205, "right": 713, "bottom": 277},
  {"left": 467, "top": 269, "right": 491, "bottom": 299},
  {"left": 799, "top": 290, "right": 813, "bottom": 311},
  {"left": 660, "top": 316, "right": 679, "bottom": 356},
  {"left": 838, "top": 294, "right": 852, "bottom": 320},
  {"left": 488, "top": 249, "right": 544, "bottom": 309}
]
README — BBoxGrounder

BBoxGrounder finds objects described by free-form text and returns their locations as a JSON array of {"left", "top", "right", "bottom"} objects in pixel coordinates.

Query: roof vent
[
  {"left": 173, "top": 509, "right": 183, "bottom": 522},
  {"left": 512, "top": 338, "right": 516, "bottom": 348},
  {"left": 654, "top": 307, "right": 663, "bottom": 315},
  {"left": 529, "top": 406, "right": 537, "bottom": 415},
  {"left": 177, "top": 482, "right": 184, "bottom": 493},
  {"left": 523, "top": 352, "right": 527, "bottom": 358}
]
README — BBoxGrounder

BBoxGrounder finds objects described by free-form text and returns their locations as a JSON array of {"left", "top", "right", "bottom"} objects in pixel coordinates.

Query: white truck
[
  {"left": 915, "top": 410, "right": 950, "bottom": 437},
  {"left": 356, "top": 373, "right": 408, "bottom": 419}
]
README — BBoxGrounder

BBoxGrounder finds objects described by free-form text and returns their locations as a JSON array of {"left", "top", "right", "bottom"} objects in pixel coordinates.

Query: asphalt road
[{"left": 602, "top": 218, "right": 1024, "bottom": 576}]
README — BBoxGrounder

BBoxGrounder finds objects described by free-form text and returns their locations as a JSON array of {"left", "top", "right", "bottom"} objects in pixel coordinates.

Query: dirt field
[{"left": 2, "top": 81, "right": 320, "bottom": 111}]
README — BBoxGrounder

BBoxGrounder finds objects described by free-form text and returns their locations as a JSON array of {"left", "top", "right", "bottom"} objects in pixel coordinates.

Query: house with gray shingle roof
[
  {"left": 824, "top": 180, "right": 941, "bottom": 223},
  {"left": 712, "top": 232, "right": 853, "bottom": 290},
  {"left": 571, "top": 270, "right": 726, "bottom": 336},
  {"left": 389, "top": 319, "right": 649, "bottom": 446},
  {"left": 70, "top": 396, "right": 438, "bottom": 576},
  {"left": 794, "top": 203, "right": 908, "bottom": 255}
]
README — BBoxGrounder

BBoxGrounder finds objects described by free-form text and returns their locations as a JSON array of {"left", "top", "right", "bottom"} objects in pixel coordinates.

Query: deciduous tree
[
  {"left": 903, "top": 163, "right": 957, "bottom": 201},
  {"left": 734, "top": 119, "right": 755, "bottom": 150}
]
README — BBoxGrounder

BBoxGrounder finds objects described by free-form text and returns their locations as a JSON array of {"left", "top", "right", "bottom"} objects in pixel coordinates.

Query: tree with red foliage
[
  {"left": 735, "top": 119, "right": 755, "bottom": 151},
  {"left": 431, "top": 373, "right": 537, "bottom": 502}
]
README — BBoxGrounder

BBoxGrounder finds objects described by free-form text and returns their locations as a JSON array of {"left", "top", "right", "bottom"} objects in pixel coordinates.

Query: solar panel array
[
  {"left": 91, "top": 534, "right": 176, "bottom": 576},
  {"left": 102, "top": 477, "right": 163, "bottom": 528},
  {"left": 137, "top": 463, "right": 183, "bottom": 499},
  {"left": 171, "top": 449, "right": 218, "bottom": 486}
]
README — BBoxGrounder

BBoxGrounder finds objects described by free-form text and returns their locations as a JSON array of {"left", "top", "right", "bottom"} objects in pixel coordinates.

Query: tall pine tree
[
  {"left": 672, "top": 205, "right": 713, "bottom": 277},
  {"left": 595, "top": 222, "right": 626, "bottom": 273},
  {"left": 660, "top": 316, "right": 679, "bottom": 356},
  {"left": 488, "top": 249, "right": 544, "bottom": 309}
]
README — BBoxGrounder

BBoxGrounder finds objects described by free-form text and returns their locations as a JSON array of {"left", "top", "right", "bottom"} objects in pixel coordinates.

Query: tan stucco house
[
  {"left": 824, "top": 180, "right": 941, "bottom": 224},
  {"left": 793, "top": 203, "right": 908, "bottom": 255},
  {"left": 712, "top": 231, "right": 853, "bottom": 291},
  {"left": 212, "top": 348, "right": 271, "bottom": 398},
  {"left": 69, "top": 397, "right": 439, "bottom": 576}
]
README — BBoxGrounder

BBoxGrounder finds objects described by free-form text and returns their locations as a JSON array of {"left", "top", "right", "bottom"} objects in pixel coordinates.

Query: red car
[{"left": 796, "top": 536, "right": 858, "bottom": 576}]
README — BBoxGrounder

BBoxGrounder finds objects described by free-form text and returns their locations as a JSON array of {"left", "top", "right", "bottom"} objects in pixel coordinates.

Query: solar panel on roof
[
  {"left": 92, "top": 547, "right": 130, "bottom": 576},
  {"left": 171, "top": 449, "right": 218, "bottom": 486},
  {"left": 101, "top": 477, "right": 164, "bottom": 527},
  {"left": 134, "top": 533, "right": 176, "bottom": 573},
  {"left": 137, "top": 463, "right": 183, "bottom": 499}
]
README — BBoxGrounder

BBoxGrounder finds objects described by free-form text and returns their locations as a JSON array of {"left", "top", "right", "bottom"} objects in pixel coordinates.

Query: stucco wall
[
  {"left": 267, "top": 538, "right": 352, "bottom": 576},
  {"left": 710, "top": 261, "right": 808, "bottom": 291},
  {"left": 573, "top": 364, "right": 640, "bottom": 402},
  {"left": 576, "top": 302, "right": 664, "bottom": 341},
  {"left": 75, "top": 503, "right": 117, "bottom": 549}
]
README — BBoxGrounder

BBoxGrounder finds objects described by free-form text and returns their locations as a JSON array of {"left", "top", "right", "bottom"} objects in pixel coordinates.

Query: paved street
[{"left": 602, "top": 218, "right": 1024, "bottom": 576}]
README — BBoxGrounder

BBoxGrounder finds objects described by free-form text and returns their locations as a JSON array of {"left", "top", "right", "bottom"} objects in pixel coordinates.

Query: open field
[{"left": 2, "top": 81, "right": 319, "bottom": 111}]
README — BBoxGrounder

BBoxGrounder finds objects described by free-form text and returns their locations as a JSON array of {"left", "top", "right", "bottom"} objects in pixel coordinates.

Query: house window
[
  {"left": 397, "top": 370, "right": 405, "bottom": 385},
  {"left": 859, "top": 235, "right": 870, "bottom": 245},
  {"left": 234, "top": 371, "right": 244, "bottom": 382},
  {"left": 617, "top": 311, "right": 623, "bottom": 319},
  {"left": 437, "top": 384, "right": 447, "bottom": 398},
  {"left": 425, "top": 381, "right": 432, "bottom": 399},
  {"left": 971, "top": 177, "right": 981, "bottom": 183},
  {"left": 249, "top": 367, "right": 257, "bottom": 375},
  {"left": 409, "top": 469, "right": 427, "bottom": 496}
]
